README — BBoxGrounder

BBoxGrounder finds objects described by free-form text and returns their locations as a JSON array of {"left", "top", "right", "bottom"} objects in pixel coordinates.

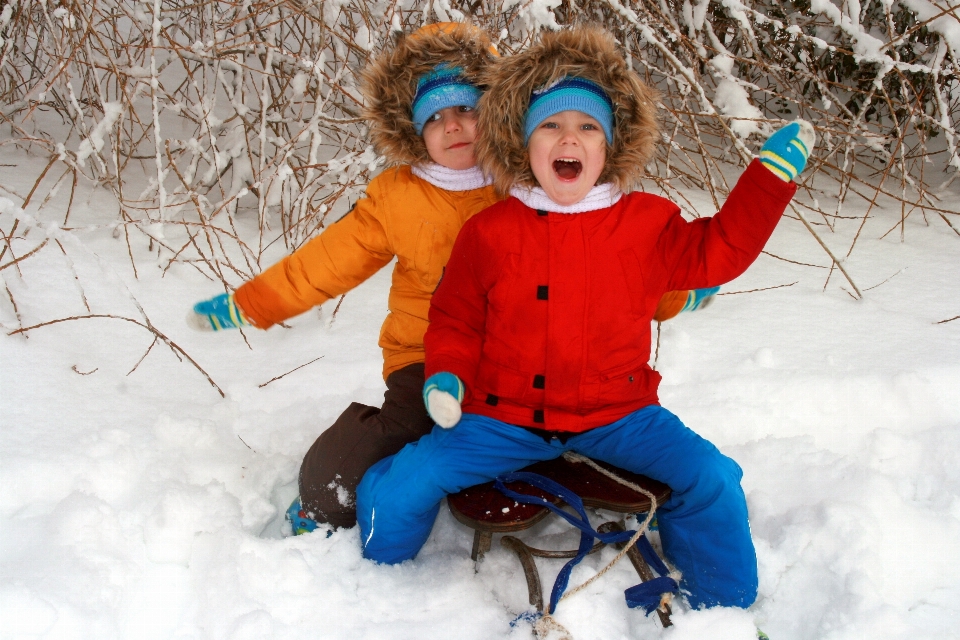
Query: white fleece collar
[
  {"left": 411, "top": 163, "right": 491, "bottom": 191},
  {"left": 509, "top": 183, "right": 622, "bottom": 214}
]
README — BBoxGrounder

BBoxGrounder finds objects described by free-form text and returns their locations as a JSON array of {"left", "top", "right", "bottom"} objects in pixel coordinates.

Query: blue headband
[
  {"left": 523, "top": 77, "right": 615, "bottom": 145},
  {"left": 411, "top": 65, "right": 481, "bottom": 135}
]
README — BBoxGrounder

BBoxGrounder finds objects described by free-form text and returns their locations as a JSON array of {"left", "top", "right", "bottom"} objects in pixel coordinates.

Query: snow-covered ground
[{"left": 2, "top": 150, "right": 959, "bottom": 640}]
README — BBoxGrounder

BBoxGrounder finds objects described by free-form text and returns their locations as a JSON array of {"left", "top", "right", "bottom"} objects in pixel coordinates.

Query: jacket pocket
[{"left": 593, "top": 357, "right": 652, "bottom": 406}]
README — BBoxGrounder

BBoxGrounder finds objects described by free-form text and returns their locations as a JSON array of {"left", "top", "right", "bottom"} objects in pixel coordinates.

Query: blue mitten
[
  {"left": 760, "top": 120, "right": 815, "bottom": 182},
  {"left": 423, "top": 372, "right": 464, "bottom": 429},
  {"left": 187, "top": 293, "right": 251, "bottom": 331},
  {"left": 682, "top": 286, "right": 720, "bottom": 312}
]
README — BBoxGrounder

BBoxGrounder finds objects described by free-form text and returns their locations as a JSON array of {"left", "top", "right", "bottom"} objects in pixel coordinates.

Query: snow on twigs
[{"left": 1, "top": 0, "right": 957, "bottom": 292}]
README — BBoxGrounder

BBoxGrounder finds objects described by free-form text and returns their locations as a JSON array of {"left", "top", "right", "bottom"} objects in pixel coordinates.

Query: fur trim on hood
[
  {"left": 361, "top": 23, "right": 497, "bottom": 167},
  {"left": 476, "top": 26, "right": 660, "bottom": 196}
]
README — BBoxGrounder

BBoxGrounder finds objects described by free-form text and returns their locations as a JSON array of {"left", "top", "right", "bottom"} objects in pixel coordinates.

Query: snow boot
[{"left": 286, "top": 497, "right": 319, "bottom": 535}]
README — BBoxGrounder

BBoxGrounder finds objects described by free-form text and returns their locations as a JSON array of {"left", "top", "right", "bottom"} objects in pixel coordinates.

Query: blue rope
[{"left": 494, "top": 471, "right": 679, "bottom": 615}]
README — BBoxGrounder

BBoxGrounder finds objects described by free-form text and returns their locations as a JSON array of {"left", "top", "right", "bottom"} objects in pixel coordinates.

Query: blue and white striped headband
[
  {"left": 411, "top": 65, "right": 481, "bottom": 135},
  {"left": 523, "top": 77, "right": 615, "bottom": 145}
]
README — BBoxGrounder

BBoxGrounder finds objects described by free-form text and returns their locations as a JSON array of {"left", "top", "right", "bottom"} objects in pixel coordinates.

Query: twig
[
  {"left": 127, "top": 335, "right": 159, "bottom": 375},
  {"left": 238, "top": 435, "right": 257, "bottom": 453},
  {"left": 934, "top": 315, "right": 959, "bottom": 325},
  {"left": 719, "top": 282, "right": 798, "bottom": 295},
  {"left": 71, "top": 364, "right": 98, "bottom": 375},
  {"left": 329, "top": 294, "right": 346, "bottom": 326},
  {"left": 258, "top": 356, "right": 325, "bottom": 388},
  {"left": 864, "top": 269, "right": 905, "bottom": 292},
  {"left": 793, "top": 205, "right": 863, "bottom": 299},
  {"left": 760, "top": 251, "right": 828, "bottom": 269},
  {"left": 652, "top": 321, "right": 661, "bottom": 370},
  {"left": 0, "top": 156, "right": 57, "bottom": 266},
  {"left": 1, "top": 275, "right": 24, "bottom": 336},
  {"left": 0, "top": 238, "right": 49, "bottom": 272}
]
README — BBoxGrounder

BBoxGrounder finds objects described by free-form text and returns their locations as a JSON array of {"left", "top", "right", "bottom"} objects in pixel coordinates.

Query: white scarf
[
  {"left": 509, "top": 183, "right": 622, "bottom": 214},
  {"left": 411, "top": 163, "right": 491, "bottom": 191}
]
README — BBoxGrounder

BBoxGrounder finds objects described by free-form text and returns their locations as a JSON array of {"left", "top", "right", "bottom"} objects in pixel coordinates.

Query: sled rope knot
[{"left": 534, "top": 612, "right": 574, "bottom": 640}]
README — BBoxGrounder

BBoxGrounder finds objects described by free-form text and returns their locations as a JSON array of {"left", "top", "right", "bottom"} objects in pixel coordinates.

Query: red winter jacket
[{"left": 424, "top": 160, "right": 796, "bottom": 432}]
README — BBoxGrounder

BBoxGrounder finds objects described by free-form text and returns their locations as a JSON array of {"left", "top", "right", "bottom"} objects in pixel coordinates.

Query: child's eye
[
  {"left": 458, "top": 105, "right": 474, "bottom": 113},
  {"left": 540, "top": 121, "right": 558, "bottom": 129},
  {"left": 427, "top": 112, "right": 442, "bottom": 123},
  {"left": 581, "top": 123, "right": 597, "bottom": 131}
]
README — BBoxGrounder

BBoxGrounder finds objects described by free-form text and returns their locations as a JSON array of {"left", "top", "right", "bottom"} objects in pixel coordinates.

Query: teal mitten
[
  {"left": 682, "top": 287, "right": 720, "bottom": 312},
  {"left": 423, "top": 371, "right": 464, "bottom": 428},
  {"left": 188, "top": 293, "right": 251, "bottom": 331},
  {"left": 760, "top": 120, "right": 815, "bottom": 182}
]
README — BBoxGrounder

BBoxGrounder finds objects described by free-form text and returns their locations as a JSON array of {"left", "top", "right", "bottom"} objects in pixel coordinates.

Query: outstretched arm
[{"left": 187, "top": 184, "right": 394, "bottom": 332}]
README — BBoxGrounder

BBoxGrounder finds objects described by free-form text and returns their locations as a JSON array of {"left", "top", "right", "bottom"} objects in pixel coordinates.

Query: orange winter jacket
[{"left": 235, "top": 165, "right": 499, "bottom": 379}]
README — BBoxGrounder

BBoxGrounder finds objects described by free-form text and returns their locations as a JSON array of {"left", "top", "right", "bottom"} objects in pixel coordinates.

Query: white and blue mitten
[
  {"left": 187, "top": 293, "right": 251, "bottom": 332},
  {"left": 423, "top": 371, "right": 464, "bottom": 429},
  {"left": 759, "top": 120, "right": 816, "bottom": 182}
]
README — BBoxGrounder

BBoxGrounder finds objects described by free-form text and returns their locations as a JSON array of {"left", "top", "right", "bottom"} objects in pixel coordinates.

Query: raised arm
[{"left": 659, "top": 121, "right": 813, "bottom": 291}]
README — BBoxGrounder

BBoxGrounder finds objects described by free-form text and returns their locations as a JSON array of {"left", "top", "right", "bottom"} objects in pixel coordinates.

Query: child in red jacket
[{"left": 356, "top": 26, "right": 813, "bottom": 610}]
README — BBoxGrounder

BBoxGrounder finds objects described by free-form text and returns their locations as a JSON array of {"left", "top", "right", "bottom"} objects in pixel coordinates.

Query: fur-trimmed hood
[
  {"left": 361, "top": 23, "right": 497, "bottom": 167},
  {"left": 476, "top": 26, "right": 660, "bottom": 196}
]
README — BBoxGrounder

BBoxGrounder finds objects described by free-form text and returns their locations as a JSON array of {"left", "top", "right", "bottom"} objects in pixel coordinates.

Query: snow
[
  {"left": 708, "top": 55, "right": 765, "bottom": 139},
  {"left": 901, "top": 0, "right": 960, "bottom": 54},
  {"left": 75, "top": 102, "right": 124, "bottom": 169},
  {"left": 808, "top": 0, "right": 886, "bottom": 61},
  {"left": 2, "top": 149, "right": 960, "bottom": 640}
]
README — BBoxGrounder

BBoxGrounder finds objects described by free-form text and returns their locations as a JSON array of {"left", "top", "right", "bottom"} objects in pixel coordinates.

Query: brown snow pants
[{"left": 298, "top": 363, "right": 434, "bottom": 528}]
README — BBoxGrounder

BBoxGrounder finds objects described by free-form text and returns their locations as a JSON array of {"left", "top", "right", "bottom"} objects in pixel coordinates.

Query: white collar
[
  {"left": 411, "top": 163, "right": 491, "bottom": 191},
  {"left": 509, "top": 183, "right": 622, "bottom": 214}
]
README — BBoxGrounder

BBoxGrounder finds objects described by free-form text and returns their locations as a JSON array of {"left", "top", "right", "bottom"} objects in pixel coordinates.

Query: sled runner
[{"left": 447, "top": 455, "right": 675, "bottom": 627}]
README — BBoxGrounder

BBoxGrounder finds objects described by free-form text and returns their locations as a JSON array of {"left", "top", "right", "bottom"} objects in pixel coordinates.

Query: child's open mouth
[{"left": 553, "top": 158, "right": 582, "bottom": 180}]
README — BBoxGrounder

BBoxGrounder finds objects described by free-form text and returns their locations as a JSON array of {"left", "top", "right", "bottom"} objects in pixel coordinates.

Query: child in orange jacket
[
  {"left": 188, "top": 23, "right": 499, "bottom": 531},
  {"left": 189, "top": 23, "right": 711, "bottom": 533}
]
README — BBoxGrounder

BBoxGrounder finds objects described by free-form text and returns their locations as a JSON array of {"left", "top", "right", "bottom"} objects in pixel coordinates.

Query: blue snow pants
[{"left": 356, "top": 405, "right": 758, "bottom": 609}]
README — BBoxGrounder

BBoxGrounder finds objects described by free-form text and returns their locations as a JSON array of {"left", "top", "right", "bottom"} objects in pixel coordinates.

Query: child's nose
[
  {"left": 559, "top": 127, "right": 580, "bottom": 144},
  {"left": 445, "top": 115, "right": 463, "bottom": 133}
]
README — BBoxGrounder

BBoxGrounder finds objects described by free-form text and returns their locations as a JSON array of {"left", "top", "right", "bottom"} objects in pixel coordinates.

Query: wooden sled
[{"left": 447, "top": 455, "right": 675, "bottom": 627}]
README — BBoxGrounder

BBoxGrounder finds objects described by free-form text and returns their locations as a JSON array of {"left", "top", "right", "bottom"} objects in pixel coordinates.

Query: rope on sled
[
  {"left": 559, "top": 452, "right": 680, "bottom": 601},
  {"left": 513, "top": 452, "right": 681, "bottom": 640}
]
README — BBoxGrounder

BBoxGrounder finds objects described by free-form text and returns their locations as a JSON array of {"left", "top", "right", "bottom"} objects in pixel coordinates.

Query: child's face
[
  {"left": 528, "top": 110, "right": 607, "bottom": 206},
  {"left": 421, "top": 106, "right": 479, "bottom": 170}
]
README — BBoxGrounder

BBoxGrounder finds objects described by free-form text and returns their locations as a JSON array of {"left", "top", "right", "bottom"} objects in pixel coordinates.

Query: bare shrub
[{"left": 1, "top": 0, "right": 958, "bottom": 305}]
